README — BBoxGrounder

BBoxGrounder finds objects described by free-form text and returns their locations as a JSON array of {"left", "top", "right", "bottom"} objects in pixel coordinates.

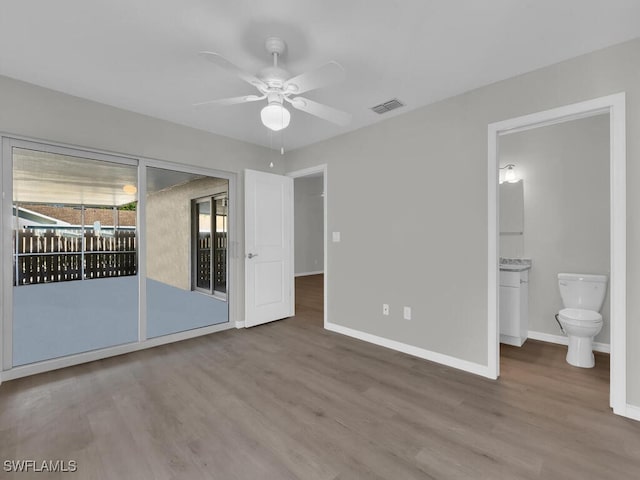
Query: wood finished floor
[{"left": 1, "top": 274, "right": 639, "bottom": 479}]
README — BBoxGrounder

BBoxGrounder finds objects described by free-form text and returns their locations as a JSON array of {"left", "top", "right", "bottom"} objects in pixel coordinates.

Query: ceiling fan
[{"left": 195, "top": 37, "right": 351, "bottom": 131}]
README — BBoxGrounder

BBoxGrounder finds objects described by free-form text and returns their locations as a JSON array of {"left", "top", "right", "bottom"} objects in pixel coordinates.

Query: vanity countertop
[{"left": 499, "top": 257, "right": 532, "bottom": 272}]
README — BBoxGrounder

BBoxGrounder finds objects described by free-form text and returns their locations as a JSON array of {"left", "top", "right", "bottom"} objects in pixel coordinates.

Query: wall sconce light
[{"left": 499, "top": 164, "right": 518, "bottom": 184}]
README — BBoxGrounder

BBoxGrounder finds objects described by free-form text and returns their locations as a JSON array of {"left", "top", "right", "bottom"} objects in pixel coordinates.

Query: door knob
[{"left": 247, "top": 253, "right": 258, "bottom": 259}]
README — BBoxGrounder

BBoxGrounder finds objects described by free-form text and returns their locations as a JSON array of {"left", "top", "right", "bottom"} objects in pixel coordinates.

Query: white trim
[
  {"left": 500, "top": 334, "right": 525, "bottom": 347},
  {"left": 2, "top": 322, "right": 234, "bottom": 381},
  {"left": 325, "top": 321, "right": 493, "bottom": 378},
  {"left": 488, "top": 92, "right": 627, "bottom": 417},
  {"left": 488, "top": 123, "right": 499, "bottom": 380},
  {"left": 137, "top": 161, "right": 147, "bottom": 342},
  {"left": 526, "top": 330, "right": 610, "bottom": 354},
  {"left": 235, "top": 321, "right": 245, "bottom": 329},
  {"left": 286, "top": 165, "right": 326, "bottom": 178},
  {"left": 1, "top": 139, "right": 11, "bottom": 377},
  {"left": 287, "top": 164, "right": 328, "bottom": 329},
  {"left": 142, "top": 156, "right": 236, "bottom": 183},
  {"left": 295, "top": 270, "right": 324, "bottom": 277},
  {"left": 624, "top": 404, "right": 640, "bottom": 422}
]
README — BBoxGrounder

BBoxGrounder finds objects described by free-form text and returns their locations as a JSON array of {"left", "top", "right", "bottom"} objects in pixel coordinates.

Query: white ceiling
[{"left": 1, "top": 1, "right": 639, "bottom": 151}]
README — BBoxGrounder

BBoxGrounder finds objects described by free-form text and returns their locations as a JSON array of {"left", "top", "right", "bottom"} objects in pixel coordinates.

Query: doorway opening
[
  {"left": 487, "top": 93, "right": 627, "bottom": 417},
  {"left": 288, "top": 165, "right": 327, "bottom": 328},
  {"left": 497, "top": 113, "right": 611, "bottom": 412}
]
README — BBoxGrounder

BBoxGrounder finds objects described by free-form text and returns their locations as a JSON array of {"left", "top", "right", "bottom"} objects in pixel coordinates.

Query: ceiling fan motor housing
[
  {"left": 266, "top": 92, "right": 284, "bottom": 106},
  {"left": 264, "top": 36, "right": 286, "bottom": 56}
]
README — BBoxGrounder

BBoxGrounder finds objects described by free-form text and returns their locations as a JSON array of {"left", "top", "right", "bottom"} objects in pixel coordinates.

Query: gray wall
[
  {"left": 294, "top": 176, "right": 324, "bottom": 275},
  {"left": 285, "top": 37, "right": 640, "bottom": 407},
  {"left": 500, "top": 115, "right": 610, "bottom": 344},
  {"left": 0, "top": 75, "right": 281, "bottom": 337}
]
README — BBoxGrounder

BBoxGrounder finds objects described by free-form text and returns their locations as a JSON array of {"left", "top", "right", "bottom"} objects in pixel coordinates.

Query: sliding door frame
[{"left": 0, "top": 135, "right": 237, "bottom": 382}]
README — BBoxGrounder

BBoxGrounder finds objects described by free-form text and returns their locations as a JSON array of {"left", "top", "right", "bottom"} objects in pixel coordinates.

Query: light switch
[{"left": 332, "top": 231, "right": 341, "bottom": 242}]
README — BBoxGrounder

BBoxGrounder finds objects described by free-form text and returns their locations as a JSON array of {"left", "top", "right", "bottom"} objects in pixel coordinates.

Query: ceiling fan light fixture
[{"left": 261, "top": 103, "right": 291, "bottom": 131}]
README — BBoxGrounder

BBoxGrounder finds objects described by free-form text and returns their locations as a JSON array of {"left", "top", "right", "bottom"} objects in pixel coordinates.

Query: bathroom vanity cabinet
[{"left": 499, "top": 268, "right": 529, "bottom": 346}]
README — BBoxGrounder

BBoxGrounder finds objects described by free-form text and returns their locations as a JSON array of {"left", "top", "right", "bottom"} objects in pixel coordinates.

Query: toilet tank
[{"left": 557, "top": 273, "right": 608, "bottom": 311}]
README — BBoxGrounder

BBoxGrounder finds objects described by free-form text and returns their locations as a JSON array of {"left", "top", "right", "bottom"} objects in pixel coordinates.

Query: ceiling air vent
[{"left": 371, "top": 98, "right": 404, "bottom": 114}]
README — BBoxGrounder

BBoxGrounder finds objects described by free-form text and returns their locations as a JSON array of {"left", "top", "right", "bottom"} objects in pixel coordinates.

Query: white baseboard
[
  {"left": 527, "top": 330, "right": 610, "bottom": 353},
  {"left": 325, "top": 321, "right": 493, "bottom": 379},
  {"left": 235, "top": 321, "right": 246, "bottom": 329},
  {"left": 500, "top": 334, "right": 525, "bottom": 347},
  {"left": 623, "top": 404, "right": 640, "bottom": 422},
  {"left": 295, "top": 270, "right": 324, "bottom": 277}
]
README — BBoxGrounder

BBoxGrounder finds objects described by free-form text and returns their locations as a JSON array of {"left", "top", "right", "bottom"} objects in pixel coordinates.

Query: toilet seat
[{"left": 558, "top": 308, "right": 602, "bottom": 326}]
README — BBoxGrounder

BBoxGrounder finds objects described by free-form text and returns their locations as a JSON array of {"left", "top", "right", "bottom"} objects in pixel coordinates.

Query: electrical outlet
[
  {"left": 382, "top": 304, "right": 390, "bottom": 316},
  {"left": 403, "top": 306, "right": 412, "bottom": 320}
]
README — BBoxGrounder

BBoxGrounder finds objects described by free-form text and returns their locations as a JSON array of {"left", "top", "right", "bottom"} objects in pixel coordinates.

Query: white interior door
[{"left": 245, "top": 169, "right": 294, "bottom": 327}]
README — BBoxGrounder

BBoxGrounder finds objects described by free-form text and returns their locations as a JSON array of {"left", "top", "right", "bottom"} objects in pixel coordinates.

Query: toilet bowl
[
  {"left": 557, "top": 308, "right": 603, "bottom": 368},
  {"left": 557, "top": 273, "right": 607, "bottom": 368}
]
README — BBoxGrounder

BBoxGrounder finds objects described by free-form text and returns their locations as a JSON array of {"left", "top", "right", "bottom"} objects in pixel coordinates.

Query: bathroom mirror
[{"left": 500, "top": 180, "right": 524, "bottom": 234}]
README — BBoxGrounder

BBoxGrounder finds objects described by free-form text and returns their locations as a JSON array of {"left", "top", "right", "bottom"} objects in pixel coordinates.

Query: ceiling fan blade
[
  {"left": 193, "top": 94, "right": 264, "bottom": 107},
  {"left": 199, "top": 51, "right": 266, "bottom": 89},
  {"left": 289, "top": 97, "right": 352, "bottom": 126},
  {"left": 284, "top": 61, "right": 345, "bottom": 94}
]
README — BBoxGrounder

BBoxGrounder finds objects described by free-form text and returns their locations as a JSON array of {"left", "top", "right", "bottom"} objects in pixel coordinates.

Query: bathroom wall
[
  {"left": 499, "top": 115, "right": 610, "bottom": 344},
  {"left": 294, "top": 176, "right": 324, "bottom": 276}
]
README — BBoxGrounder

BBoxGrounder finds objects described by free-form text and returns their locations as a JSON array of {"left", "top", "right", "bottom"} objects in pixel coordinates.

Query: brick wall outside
[{"left": 21, "top": 204, "right": 137, "bottom": 226}]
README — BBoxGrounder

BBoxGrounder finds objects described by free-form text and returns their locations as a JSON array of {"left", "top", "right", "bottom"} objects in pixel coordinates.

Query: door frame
[
  {"left": 287, "top": 164, "right": 328, "bottom": 328},
  {"left": 487, "top": 93, "right": 627, "bottom": 416}
]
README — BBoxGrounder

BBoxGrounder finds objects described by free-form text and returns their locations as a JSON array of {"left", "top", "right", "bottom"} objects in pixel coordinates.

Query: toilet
[{"left": 557, "top": 273, "right": 607, "bottom": 368}]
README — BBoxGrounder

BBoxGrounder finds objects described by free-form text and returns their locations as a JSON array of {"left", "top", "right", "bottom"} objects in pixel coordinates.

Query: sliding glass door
[{"left": 1, "top": 138, "right": 234, "bottom": 373}]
